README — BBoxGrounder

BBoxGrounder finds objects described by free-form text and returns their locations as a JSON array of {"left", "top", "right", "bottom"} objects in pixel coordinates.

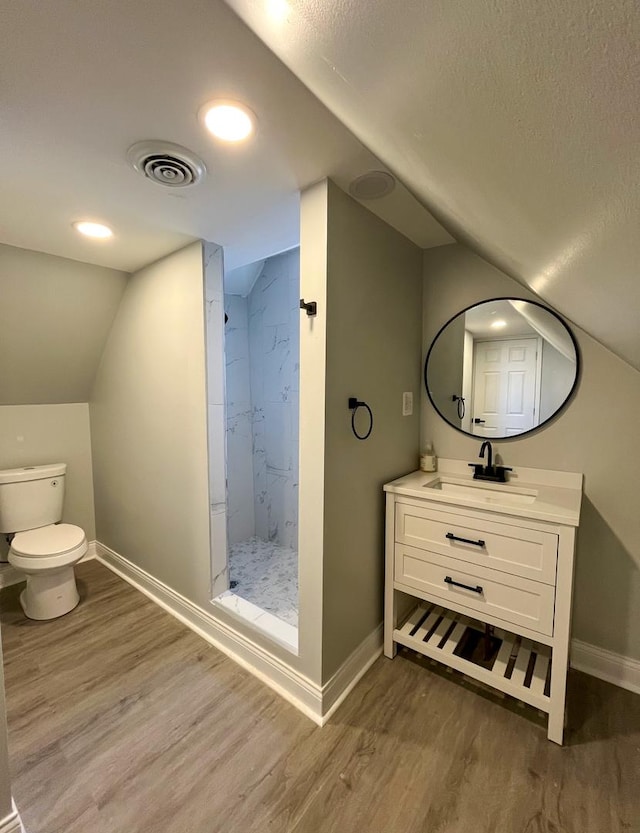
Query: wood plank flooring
[{"left": 1, "top": 561, "right": 638, "bottom": 833}]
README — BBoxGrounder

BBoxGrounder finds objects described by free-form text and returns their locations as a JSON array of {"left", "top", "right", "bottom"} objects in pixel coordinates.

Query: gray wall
[
  {"left": 0, "top": 404, "right": 95, "bottom": 558},
  {"left": 422, "top": 243, "right": 640, "bottom": 661},
  {"left": 0, "top": 243, "right": 128, "bottom": 405},
  {"left": 322, "top": 182, "right": 423, "bottom": 682},
  {"left": 90, "top": 242, "right": 212, "bottom": 608}
]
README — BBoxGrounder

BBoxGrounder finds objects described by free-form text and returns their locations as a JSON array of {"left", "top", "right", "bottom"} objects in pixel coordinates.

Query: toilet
[{"left": 0, "top": 463, "right": 87, "bottom": 620}]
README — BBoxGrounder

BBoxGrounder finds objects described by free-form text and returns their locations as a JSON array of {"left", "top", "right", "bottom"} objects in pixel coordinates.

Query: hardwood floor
[{"left": 0, "top": 561, "right": 638, "bottom": 833}]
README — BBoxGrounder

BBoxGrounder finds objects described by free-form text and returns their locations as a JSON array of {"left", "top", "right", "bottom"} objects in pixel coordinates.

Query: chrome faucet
[{"left": 468, "top": 441, "right": 512, "bottom": 483}]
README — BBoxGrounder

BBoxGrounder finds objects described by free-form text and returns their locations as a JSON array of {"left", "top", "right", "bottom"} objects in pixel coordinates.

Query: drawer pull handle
[
  {"left": 446, "top": 532, "right": 485, "bottom": 548},
  {"left": 444, "top": 576, "right": 483, "bottom": 594}
]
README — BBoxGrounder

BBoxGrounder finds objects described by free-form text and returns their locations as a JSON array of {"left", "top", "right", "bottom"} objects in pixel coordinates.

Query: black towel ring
[
  {"left": 452, "top": 395, "right": 465, "bottom": 420},
  {"left": 348, "top": 397, "right": 373, "bottom": 441}
]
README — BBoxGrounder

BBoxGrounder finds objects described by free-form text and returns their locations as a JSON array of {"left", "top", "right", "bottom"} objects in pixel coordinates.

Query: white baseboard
[
  {"left": 320, "top": 625, "right": 383, "bottom": 724},
  {"left": 83, "top": 540, "right": 98, "bottom": 561},
  {"left": 0, "top": 801, "right": 24, "bottom": 833},
  {"left": 571, "top": 639, "right": 640, "bottom": 696}
]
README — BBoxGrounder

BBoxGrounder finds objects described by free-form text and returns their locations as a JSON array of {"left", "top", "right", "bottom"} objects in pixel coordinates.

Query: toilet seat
[
  {"left": 9, "top": 523, "right": 87, "bottom": 573},
  {"left": 11, "top": 523, "right": 86, "bottom": 557}
]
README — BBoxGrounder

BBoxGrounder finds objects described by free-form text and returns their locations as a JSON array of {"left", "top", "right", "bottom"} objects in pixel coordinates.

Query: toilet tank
[{"left": 0, "top": 464, "right": 66, "bottom": 533}]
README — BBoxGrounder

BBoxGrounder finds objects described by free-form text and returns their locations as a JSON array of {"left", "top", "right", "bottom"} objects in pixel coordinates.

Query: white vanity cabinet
[{"left": 384, "top": 461, "right": 582, "bottom": 745}]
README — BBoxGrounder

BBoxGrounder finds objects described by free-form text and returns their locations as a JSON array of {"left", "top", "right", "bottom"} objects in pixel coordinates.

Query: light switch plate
[{"left": 402, "top": 391, "right": 413, "bottom": 416}]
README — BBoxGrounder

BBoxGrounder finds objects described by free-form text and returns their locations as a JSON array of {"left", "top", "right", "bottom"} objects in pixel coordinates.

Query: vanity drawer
[
  {"left": 395, "top": 502, "right": 558, "bottom": 585},
  {"left": 395, "top": 544, "right": 555, "bottom": 636}
]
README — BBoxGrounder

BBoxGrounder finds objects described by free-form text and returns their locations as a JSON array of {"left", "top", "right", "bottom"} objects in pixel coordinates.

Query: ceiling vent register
[{"left": 127, "top": 141, "right": 206, "bottom": 188}]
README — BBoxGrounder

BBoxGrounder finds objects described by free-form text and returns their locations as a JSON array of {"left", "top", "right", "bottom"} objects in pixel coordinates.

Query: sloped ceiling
[{"left": 226, "top": 0, "right": 640, "bottom": 370}]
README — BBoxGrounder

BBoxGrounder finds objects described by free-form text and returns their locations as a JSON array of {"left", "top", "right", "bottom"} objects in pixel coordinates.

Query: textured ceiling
[
  {"left": 0, "top": 0, "right": 450, "bottom": 275},
  {"left": 226, "top": 0, "right": 640, "bottom": 370}
]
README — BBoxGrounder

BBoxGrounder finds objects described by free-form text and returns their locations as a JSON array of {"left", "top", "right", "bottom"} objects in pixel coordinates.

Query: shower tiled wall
[
  {"left": 224, "top": 248, "right": 299, "bottom": 550},
  {"left": 249, "top": 249, "right": 299, "bottom": 550},
  {"left": 204, "top": 242, "right": 228, "bottom": 597},
  {"left": 224, "top": 294, "right": 255, "bottom": 545}
]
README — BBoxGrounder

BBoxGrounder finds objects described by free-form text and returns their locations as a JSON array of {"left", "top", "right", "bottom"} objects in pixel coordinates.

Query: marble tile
[
  {"left": 224, "top": 325, "right": 249, "bottom": 364},
  {"left": 252, "top": 610, "right": 298, "bottom": 652},
  {"left": 263, "top": 325, "right": 294, "bottom": 403},
  {"left": 261, "top": 268, "right": 289, "bottom": 327},
  {"left": 227, "top": 537, "right": 298, "bottom": 628},
  {"left": 224, "top": 294, "right": 254, "bottom": 544},
  {"left": 214, "top": 592, "right": 298, "bottom": 652},
  {"left": 203, "top": 241, "right": 223, "bottom": 302},
  {"left": 206, "top": 293, "right": 225, "bottom": 408},
  {"left": 225, "top": 358, "right": 251, "bottom": 406},
  {"left": 253, "top": 450, "right": 268, "bottom": 541},
  {"left": 209, "top": 506, "right": 228, "bottom": 598},
  {"left": 214, "top": 590, "right": 264, "bottom": 623},
  {"left": 263, "top": 402, "right": 291, "bottom": 471},
  {"left": 207, "top": 404, "right": 226, "bottom": 506},
  {"left": 224, "top": 294, "right": 249, "bottom": 328},
  {"left": 223, "top": 249, "right": 299, "bottom": 554}
]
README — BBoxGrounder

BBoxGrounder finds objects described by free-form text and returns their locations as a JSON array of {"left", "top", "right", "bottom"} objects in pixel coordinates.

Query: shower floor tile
[{"left": 228, "top": 537, "right": 298, "bottom": 628}]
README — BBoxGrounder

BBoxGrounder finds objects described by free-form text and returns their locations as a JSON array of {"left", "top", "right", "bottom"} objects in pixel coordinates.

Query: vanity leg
[
  {"left": 384, "top": 589, "right": 397, "bottom": 658},
  {"left": 547, "top": 528, "right": 576, "bottom": 745},
  {"left": 547, "top": 649, "right": 568, "bottom": 745},
  {"left": 384, "top": 494, "right": 397, "bottom": 658}
]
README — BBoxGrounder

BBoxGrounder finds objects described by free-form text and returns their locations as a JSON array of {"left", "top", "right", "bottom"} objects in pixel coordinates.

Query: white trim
[
  {"left": 95, "top": 543, "right": 325, "bottom": 724},
  {"left": 0, "top": 539, "right": 97, "bottom": 589},
  {"left": 571, "top": 639, "right": 640, "bottom": 696},
  {"left": 213, "top": 591, "right": 298, "bottom": 653},
  {"left": 319, "top": 624, "right": 383, "bottom": 724},
  {"left": 0, "top": 801, "right": 24, "bottom": 833},
  {"left": 83, "top": 540, "right": 98, "bottom": 561}
]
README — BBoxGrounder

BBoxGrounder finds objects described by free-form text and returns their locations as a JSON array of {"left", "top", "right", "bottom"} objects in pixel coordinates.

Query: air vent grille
[{"left": 127, "top": 141, "right": 206, "bottom": 189}]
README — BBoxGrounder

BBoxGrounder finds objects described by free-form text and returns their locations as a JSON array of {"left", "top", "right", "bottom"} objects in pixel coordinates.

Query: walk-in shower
[{"left": 215, "top": 248, "right": 300, "bottom": 649}]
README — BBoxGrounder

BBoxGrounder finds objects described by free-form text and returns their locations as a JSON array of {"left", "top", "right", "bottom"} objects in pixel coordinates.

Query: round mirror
[{"left": 425, "top": 298, "right": 579, "bottom": 439}]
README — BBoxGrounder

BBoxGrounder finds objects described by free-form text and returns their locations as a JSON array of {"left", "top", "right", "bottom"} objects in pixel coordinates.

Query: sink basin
[{"left": 424, "top": 477, "right": 537, "bottom": 505}]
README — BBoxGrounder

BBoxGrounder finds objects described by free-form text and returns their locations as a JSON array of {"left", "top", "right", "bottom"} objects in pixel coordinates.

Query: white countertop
[{"left": 384, "top": 459, "right": 583, "bottom": 527}]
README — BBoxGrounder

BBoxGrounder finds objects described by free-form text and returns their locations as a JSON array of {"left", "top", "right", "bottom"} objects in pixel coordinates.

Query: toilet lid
[{"left": 11, "top": 524, "right": 86, "bottom": 557}]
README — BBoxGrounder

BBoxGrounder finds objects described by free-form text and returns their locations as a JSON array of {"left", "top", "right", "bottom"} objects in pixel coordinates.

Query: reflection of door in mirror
[{"left": 471, "top": 337, "right": 542, "bottom": 436}]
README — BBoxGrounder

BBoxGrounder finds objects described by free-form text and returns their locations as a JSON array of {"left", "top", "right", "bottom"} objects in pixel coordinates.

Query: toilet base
[{"left": 20, "top": 567, "right": 80, "bottom": 620}]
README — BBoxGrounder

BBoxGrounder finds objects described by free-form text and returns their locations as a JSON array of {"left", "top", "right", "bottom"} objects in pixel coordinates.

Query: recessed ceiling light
[
  {"left": 266, "top": 0, "right": 290, "bottom": 22},
  {"left": 200, "top": 101, "right": 256, "bottom": 142},
  {"left": 73, "top": 221, "right": 113, "bottom": 239},
  {"left": 491, "top": 319, "right": 507, "bottom": 329}
]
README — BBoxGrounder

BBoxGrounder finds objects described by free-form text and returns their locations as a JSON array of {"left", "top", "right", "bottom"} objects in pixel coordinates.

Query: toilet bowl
[{"left": 9, "top": 523, "right": 87, "bottom": 620}]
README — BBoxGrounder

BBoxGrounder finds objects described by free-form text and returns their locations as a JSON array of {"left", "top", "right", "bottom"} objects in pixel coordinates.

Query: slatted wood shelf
[{"left": 394, "top": 603, "right": 552, "bottom": 712}]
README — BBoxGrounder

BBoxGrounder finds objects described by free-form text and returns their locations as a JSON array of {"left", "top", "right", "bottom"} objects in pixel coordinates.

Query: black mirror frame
[{"left": 424, "top": 297, "right": 581, "bottom": 441}]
